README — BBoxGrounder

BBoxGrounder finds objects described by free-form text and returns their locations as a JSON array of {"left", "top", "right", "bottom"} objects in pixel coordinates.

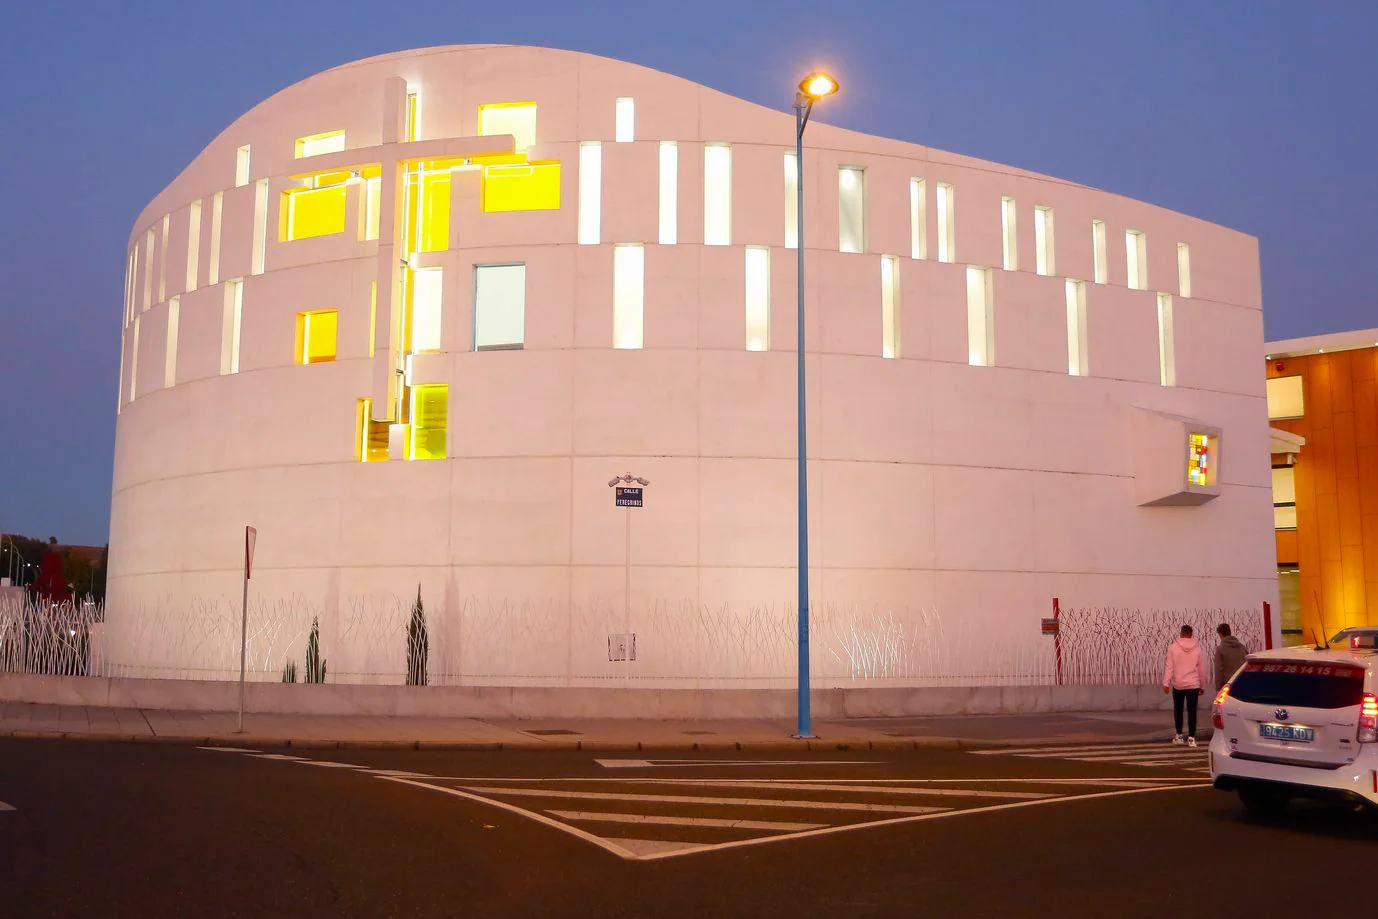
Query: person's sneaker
[
  {"left": 1187, "top": 736, "right": 1198, "bottom": 748},
  {"left": 1171, "top": 734, "right": 1186, "bottom": 745}
]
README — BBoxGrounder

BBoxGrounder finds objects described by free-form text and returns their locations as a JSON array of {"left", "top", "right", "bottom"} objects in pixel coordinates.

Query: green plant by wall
[
  {"left": 305, "top": 616, "right": 327, "bottom": 684},
  {"left": 282, "top": 660, "right": 297, "bottom": 683},
  {"left": 407, "top": 585, "right": 429, "bottom": 686}
]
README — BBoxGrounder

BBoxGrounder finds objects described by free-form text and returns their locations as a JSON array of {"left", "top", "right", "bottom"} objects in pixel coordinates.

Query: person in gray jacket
[{"left": 1215, "top": 623, "right": 1249, "bottom": 690}]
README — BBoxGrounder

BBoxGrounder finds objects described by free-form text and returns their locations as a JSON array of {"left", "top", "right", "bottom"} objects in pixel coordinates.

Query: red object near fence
[
  {"left": 1053, "top": 597, "right": 1063, "bottom": 686},
  {"left": 1262, "top": 601, "right": 1273, "bottom": 650}
]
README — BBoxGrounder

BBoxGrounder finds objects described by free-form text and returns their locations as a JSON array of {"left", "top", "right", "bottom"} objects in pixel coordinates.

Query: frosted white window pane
[
  {"left": 1177, "top": 242, "right": 1192, "bottom": 298},
  {"left": 1127, "top": 230, "right": 1147, "bottom": 290},
  {"left": 1035, "top": 206, "right": 1055, "bottom": 276},
  {"left": 838, "top": 167, "right": 865, "bottom": 253},
  {"left": 659, "top": 142, "right": 678, "bottom": 245},
  {"left": 704, "top": 144, "right": 731, "bottom": 246},
  {"left": 299, "top": 133, "right": 345, "bottom": 158},
  {"left": 412, "top": 268, "right": 443, "bottom": 352},
  {"left": 1065, "top": 279, "right": 1087, "bottom": 376},
  {"left": 966, "top": 266, "right": 993, "bottom": 367},
  {"left": 784, "top": 153, "right": 799, "bottom": 249},
  {"left": 909, "top": 178, "right": 927, "bottom": 260},
  {"left": 251, "top": 179, "right": 268, "bottom": 276},
  {"left": 615, "top": 97, "right": 635, "bottom": 143},
  {"left": 165, "top": 297, "right": 180, "bottom": 388},
  {"left": 1157, "top": 293, "right": 1175, "bottom": 386},
  {"left": 578, "top": 143, "right": 601, "bottom": 245},
  {"left": 1000, "top": 197, "right": 1017, "bottom": 271},
  {"left": 745, "top": 247, "right": 770, "bottom": 351},
  {"left": 364, "top": 177, "right": 381, "bottom": 241},
  {"left": 1272, "top": 466, "right": 1296, "bottom": 507},
  {"left": 1266, "top": 376, "right": 1304, "bottom": 420},
  {"left": 480, "top": 106, "right": 535, "bottom": 153},
  {"left": 221, "top": 279, "right": 242, "bottom": 375},
  {"left": 235, "top": 145, "right": 251, "bottom": 187},
  {"left": 613, "top": 245, "right": 644, "bottom": 349},
  {"left": 937, "top": 183, "right": 956, "bottom": 263},
  {"left": 881, "top": 256, "right": 900, "bottom": 359},
  {"left": 474, "top": 264, "right": 526, "bottom": 351},
  {"left": 1092, "top": 220, "right": 1107, "bottom": 284}
]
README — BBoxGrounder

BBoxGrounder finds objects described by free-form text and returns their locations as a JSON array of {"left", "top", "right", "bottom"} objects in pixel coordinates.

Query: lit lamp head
[{"left": 798, "top": 72, "right": 839, "bottom": 100}]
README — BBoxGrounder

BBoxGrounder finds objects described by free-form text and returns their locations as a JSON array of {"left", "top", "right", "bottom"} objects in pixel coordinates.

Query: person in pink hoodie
[{"left": 1162, "top": 625, "right": 1207, "bottom": 746}]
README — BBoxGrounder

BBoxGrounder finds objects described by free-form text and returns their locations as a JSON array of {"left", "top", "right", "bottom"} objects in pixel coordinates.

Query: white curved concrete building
[{"left": 108, "top": 44, "right": 1277, "bottom": 689}]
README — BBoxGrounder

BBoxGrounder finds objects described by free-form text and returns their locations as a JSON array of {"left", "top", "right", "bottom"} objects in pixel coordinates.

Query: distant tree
[
  {"left": 407, "top": 585, "right": 429, "bottom": 686},
  {"left": 1, "top": 535, "right": 46, "bottom": 587}
]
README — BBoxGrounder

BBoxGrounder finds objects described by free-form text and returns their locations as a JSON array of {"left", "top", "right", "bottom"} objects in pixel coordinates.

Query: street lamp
[{"left": 792, "top": 70, "right": 838, "bottom": 740}]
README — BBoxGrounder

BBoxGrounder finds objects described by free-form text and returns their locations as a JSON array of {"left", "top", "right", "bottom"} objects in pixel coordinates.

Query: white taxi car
[{"left": 1210, "top": 633, "right": 1378, "bottom": 814}]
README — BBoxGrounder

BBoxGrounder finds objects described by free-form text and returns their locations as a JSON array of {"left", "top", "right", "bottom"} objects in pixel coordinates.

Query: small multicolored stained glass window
[{"left": 1188, "top": 433, "right": 1214, "bottom": 487}]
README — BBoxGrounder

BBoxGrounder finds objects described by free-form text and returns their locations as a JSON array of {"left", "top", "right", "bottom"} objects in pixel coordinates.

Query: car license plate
[{"left": 1259, "top": 723, "right": 1315, "bottom": 743}]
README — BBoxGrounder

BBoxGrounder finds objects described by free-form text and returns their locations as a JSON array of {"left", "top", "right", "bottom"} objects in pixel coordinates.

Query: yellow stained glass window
[
  {"left": 284, "top": 187, "right": 347, "bottom": 240},
  {"left": 1188, "top": 433, "right": 1215, "bottom": 487},
  {"left": 482, "top": 162, "right": 561, "bottom": 212},
  {"left": 408, "top": 385, "right": 448, "bottom": 460},
  {"left": 357, "top": 399, "right": 389, "bottom": 463},
  {"left": 295, "top": 310, "right": 337, "bottom": 364}
]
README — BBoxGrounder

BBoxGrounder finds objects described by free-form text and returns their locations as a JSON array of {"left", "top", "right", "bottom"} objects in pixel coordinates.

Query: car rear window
[{"left": 1229, "top": 661, "right": 1366, "bottom": 710}]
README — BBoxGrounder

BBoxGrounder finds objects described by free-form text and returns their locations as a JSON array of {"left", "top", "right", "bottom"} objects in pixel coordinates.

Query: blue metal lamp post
[{"left": 792, "top": 72, "right": 839, "bottom": 740}]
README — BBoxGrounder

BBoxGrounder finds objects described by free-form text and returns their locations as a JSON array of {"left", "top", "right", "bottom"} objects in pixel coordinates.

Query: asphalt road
[{"left": 2, "top": 737, "right": 1374, "bottom": 919}]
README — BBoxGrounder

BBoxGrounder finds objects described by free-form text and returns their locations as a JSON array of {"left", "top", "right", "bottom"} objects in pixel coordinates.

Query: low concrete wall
[{"left": 0, "top": 674, "right": 1173, "bottom": 718}]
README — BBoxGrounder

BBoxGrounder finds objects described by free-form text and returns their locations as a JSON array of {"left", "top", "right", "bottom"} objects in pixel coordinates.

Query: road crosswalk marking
[
  {"left": 973, "top": 741, "right": 1210, "bottom": 773},
  {"left": 457, "top": 784, "right": 950, "bottom": 815},
  {"left": 203, "top": 746, "right": 1212, "bottom": 860},
  {"left": 0, "top": 799, "right": 14, "bottom": 812},
  {"left": 546, "top": 810, "right": 825, "bottom": 832}
]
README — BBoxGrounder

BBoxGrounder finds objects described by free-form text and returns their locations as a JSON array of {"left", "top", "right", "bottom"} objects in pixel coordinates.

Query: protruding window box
[{"left": 1132, "top": 408, "right": 1221, "bottom": 506}]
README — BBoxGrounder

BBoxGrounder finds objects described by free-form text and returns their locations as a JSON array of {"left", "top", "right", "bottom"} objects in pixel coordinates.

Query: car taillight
[
  {"left": 1212, "top": 684, "right": 1231, "bottom": 729},
  {"left": 1359, "top": 693, "right": 1378, "bottom": 744}
]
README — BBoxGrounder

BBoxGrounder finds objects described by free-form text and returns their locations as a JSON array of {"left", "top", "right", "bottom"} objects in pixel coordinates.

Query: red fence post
[
  {"left": 1053, "top": 597, "right": 1064, "bottom": 686},
  {"left": 1262, "top": 601, "right": 1273, "bottom": 650}
]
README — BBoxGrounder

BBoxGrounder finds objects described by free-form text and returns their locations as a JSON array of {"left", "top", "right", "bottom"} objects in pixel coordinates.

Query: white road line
[
  {"left": 635, "top": 780, "right": 1054, "bottom": 800},
  {"left": 595, "top": 758, "right": 881, "bottom": 769},
  {"left": 546, "top": 810, "right": 824, "bottom": 832},
  {"left": 397, "top": 775, "right": 1201, "bottom": 787},
  {"left": 1011, "top": 749, "right": 1205, "bottom": 760},
  {"left": 1062, "top": 753, "right": 1207, "bottom": 765},
  {"left": 459, "top": 785, "right": 948, "bottom": 815},
  {"left": 380, "top": 777, "right": 640, "bottom": 860},
  {"left": 252, "top": 754, "right": 308, "bottom": 762},
  {"left": 606, "top": 837, "right": 703, "bottom": 856},
  {"left": 978, "top": 742, "right": 1193, "bottom": 757},
  {"left": 0, "top": 800, "right": 15, "bottom": 812},
  {"left": 634, "top": 783, "right": 1213, "bottom": 862},
  {"left": 297, "top": 761, "right": 370, "bottom": 769}
]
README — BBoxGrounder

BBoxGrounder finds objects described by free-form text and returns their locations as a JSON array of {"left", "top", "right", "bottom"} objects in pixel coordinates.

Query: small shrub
[
  {"left": 305, "top": 616, "right": 327, "bottom": 684},
  {"left": 407, "top": 585, "right": 429, "bottom": 687}
]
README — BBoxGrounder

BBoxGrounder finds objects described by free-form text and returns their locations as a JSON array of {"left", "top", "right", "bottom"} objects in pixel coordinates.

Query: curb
[
  {"left": 0, "top": 728, "right": 1189, "bottom": 752},
  {"left": 0, "top": 730, "right": 984, "bottom": 752}
]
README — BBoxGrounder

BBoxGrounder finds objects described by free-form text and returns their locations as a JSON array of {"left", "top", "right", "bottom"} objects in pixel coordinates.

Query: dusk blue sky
[{"left": 2, "top": 0, "right": 1375, "bottom": 545}]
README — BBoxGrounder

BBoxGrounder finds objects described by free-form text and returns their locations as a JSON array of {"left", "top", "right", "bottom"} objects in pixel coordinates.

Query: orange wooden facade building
[{"left": 1267, "top": 330, "right": 1378, "bottom": 645}]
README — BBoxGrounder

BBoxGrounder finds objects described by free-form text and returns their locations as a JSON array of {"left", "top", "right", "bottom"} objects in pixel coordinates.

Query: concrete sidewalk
[{"left": 0, "top": 702, "right": 1189, "bottom": 751}]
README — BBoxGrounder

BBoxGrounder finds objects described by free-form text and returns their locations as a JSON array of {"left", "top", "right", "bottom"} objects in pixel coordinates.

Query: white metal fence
[{"left": 1, "top": 593, "right": 1267, "bottom": 689}]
